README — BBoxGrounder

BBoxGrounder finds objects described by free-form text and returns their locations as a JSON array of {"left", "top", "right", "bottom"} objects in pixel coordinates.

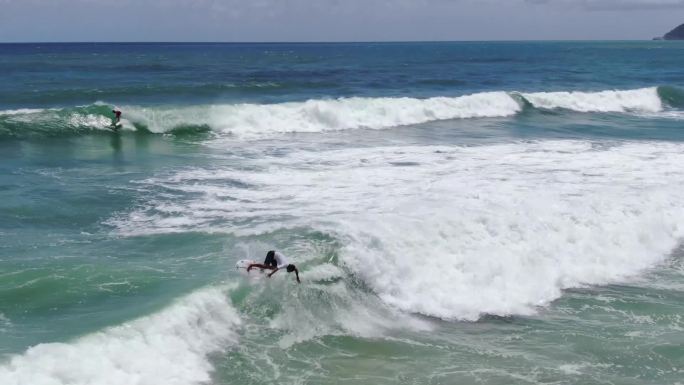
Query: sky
[{"left": 0, "top": 0, "right": 682, "bottom": 42}]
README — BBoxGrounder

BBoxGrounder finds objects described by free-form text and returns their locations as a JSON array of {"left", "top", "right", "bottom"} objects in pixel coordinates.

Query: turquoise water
[{"left": 1, "top": 42, "right": 683, "bottom": 385}]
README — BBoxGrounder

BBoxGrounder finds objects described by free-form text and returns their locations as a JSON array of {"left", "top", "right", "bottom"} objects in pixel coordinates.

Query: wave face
[
  {"left": 124, "top": 92, "right": 521, "bottom": 135},
  {"left": 1, "top": 86, "right": 680, "bottom": 139},
  {"left": 658, "top": 85, "right": 684, "bottom": 109},
  {"left": 109, "top": 140, "right": 684, "bottom": 320},
  {"left": 0, "top": 287, "right": 241, "bottom": 385}
]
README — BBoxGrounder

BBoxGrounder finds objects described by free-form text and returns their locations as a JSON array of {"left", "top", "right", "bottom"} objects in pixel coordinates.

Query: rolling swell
[{"left": 1, "top": 86, "right": 681, "bottom": 139}]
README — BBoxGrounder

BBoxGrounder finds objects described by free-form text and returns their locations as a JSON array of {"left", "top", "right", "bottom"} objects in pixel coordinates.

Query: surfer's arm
[
  {"left": 247, "top": 263, "right": 275, "bottom": 272},
  {"left": 269, "top": 267, "right": 301, "bottom": 283}
]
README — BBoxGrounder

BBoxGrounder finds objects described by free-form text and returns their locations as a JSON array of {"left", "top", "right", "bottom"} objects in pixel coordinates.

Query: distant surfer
[
  {"left": 247, "top": 250, "right": 301, "bottom": 283},
  {"left": 111, "top": 109, "right": 122, "bottom": 128}
]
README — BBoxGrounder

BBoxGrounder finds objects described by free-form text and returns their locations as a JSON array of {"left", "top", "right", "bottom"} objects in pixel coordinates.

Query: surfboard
[
  {"left": 235, "top": 259, "right": 257, "bottom": 270},
  {"left": 235, "top": 259, "right": 269, "bottom": 278}
]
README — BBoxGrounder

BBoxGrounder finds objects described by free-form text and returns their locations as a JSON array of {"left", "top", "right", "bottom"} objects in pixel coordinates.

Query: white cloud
[{"left": 527, "top": 0, "right": 684, "bottom": 10}]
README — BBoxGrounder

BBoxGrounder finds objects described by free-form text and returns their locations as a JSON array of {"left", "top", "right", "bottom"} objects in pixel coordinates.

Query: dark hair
[
  {"left": 286, "top": 264, "right": 296, "bottom": 272},
  {"left": 266, "top": 250, "right": 275, "bottom": 259}
]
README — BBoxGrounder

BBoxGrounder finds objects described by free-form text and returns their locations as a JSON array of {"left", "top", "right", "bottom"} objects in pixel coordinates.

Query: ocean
[{"left": 1, "top": 41, "right": 683, "bottom": 385}]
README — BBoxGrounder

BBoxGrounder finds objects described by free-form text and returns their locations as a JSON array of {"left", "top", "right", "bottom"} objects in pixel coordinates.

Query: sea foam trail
[
  {"left": 110, "top": 141, "right": 684, "bottom": 320},
  {"left": 0, "top": 287, "right": 240, "bottom": 385}
]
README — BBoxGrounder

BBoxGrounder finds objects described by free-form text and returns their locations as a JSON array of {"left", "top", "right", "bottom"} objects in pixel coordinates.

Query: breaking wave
[
  {"left": 109, "top": 140, "right": 684, "bottom": 321},
  {"left": 0, "top": 287, "right": 241, "bottom": 385},
  {"left": 519, "top": 87, "right": 663, "bottom": 113},
  {"left": 0, "top": 86, "right": 680, "bottom": 139}
]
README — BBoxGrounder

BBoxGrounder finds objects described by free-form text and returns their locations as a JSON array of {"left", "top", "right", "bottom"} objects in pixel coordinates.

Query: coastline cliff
[{"left": 658, "top": 23, "right": 684, "bottom": 40}]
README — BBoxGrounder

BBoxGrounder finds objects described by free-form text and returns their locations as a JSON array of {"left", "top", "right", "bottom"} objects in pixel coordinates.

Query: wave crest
[
  {"left": 123, "top": 91, "right": 521, "bottom": 136},
  {"left": 0, "top": 287, "right": 241, "bottom": 385},
  {"left": 1, "top": 86, "right": 680, "bottom": 139},
  {"left": 520, "top": 87, "right": 662, "bottom": 113}
]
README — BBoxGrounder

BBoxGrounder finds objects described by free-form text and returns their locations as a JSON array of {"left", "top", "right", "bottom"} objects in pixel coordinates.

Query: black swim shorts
[{"left": 264, "top": 251, "right": 277, "bottom": 268}]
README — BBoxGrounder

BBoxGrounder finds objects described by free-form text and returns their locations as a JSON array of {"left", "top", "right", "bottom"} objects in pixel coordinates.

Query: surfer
[
  {"left": 112, "top": 109, "right": 122, "bottom": 127},
  {"left": 247, "top": 250, "right": 301, "bottom": 283}
]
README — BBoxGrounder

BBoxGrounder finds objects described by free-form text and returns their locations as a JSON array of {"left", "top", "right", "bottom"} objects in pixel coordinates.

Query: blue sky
[{"left": 0, "top": 0, "right": 682, "bottom": 42}]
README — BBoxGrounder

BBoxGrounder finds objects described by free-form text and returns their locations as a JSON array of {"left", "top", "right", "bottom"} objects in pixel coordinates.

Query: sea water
[{"left": 1, "top": 42, "right": 683, "bottom": 385}]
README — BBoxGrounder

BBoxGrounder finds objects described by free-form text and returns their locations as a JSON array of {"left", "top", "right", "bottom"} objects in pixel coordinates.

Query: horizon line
[{"left": 0, "top": 38, "right": 668, "bottom": 44}]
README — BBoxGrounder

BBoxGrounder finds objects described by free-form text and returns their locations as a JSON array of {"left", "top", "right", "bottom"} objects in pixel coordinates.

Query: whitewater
[
  {"left": 0, "top": 288, "right": 241, "bottom": 385},
  {"left": 2, "top": 41, "right": 684, "bottom": 385},
  {"left": 110, "top": 140, "right": 684, "bottom": 320},
  {"left": 0, "top": 86, "right": 678, "bottom": 138}
]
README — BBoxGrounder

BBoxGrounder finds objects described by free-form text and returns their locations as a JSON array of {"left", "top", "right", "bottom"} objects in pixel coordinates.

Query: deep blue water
[{"left": 2, "top": 41, "right": 683, "bottom": 108}]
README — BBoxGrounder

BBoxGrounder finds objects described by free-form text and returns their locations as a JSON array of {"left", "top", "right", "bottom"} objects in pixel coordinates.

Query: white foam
[
  {"left": 267, "top": 280, "right": 432, "bottom": 349},
  {"left": 298, "top": 264, "right": 345, "bottom": 282},
  {"left": 0, "top": 287, "right": 241, "bottom": 385},
  {"left": 123, "top": 92, "right": 521, "bottom": 136},
  {"left": 1, "top": 107, "right": 119, "bottom": 132},
  {"left": 637, "top": 110, "right": 684, "bottom": 120},
  {"left": 110, "top": 141, "right": 684, "bottom": 320},
  {"left": 121, "top": 87, "right": 673, "bottom": 136},
  {"left": 2, "top": 87, "right": 675, "bottom": 136},
  {"left": 0, "top": 108, "right": 47, "bottom": 116},
  {"left": 0, "top": 312, "right": 10, "bottom": 333},
  {"left": 67, "top": 114, "right": 116, "bottom": 130},
  {"left": 522, "top": 87, "right": 663, "bottom": 113},
  {"left": 331, "top": 143, "right": 684, "bottom": 320}
]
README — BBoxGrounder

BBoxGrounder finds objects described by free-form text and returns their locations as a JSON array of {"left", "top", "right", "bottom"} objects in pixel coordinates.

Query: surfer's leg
[{"left": 263, "top": 253, "right": 277, "bottom": 267}]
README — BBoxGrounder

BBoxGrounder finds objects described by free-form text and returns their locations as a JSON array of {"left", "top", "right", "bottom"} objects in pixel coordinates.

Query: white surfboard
[{"left": 235, "top": 259, "right": 257, "bottom": 270}]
